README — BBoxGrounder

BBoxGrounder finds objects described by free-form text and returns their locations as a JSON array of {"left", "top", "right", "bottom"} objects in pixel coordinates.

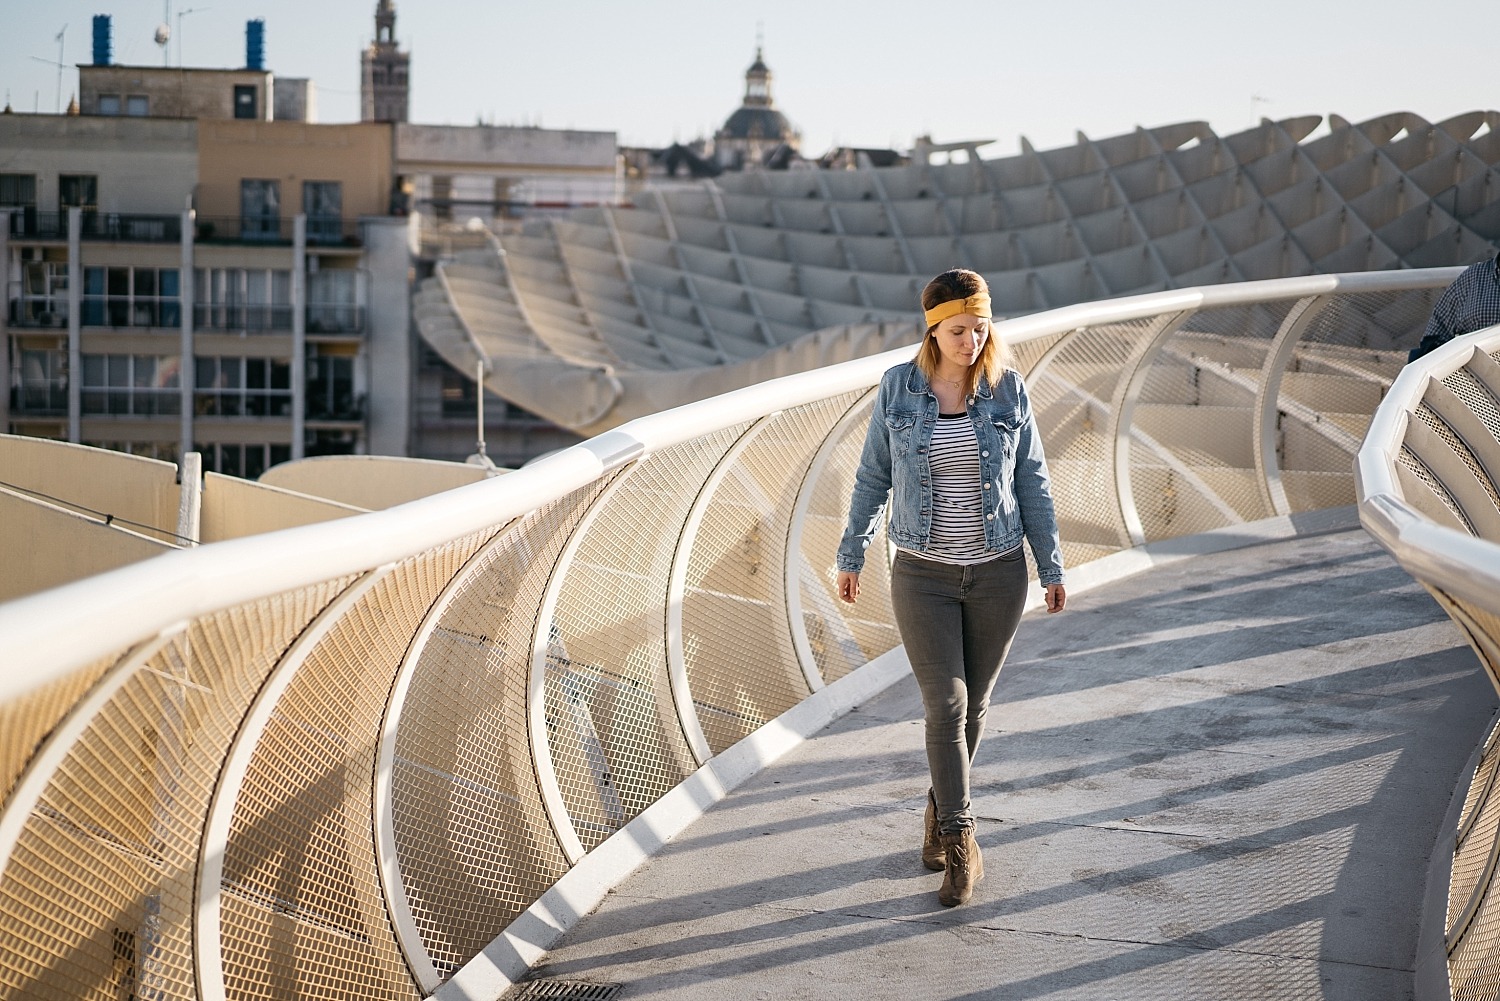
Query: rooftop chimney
[
  {"left": 91, "top": 15, "right": 112, "bottom": 67},
  {"left": 245, "top": 20, "right": 265, "bottom": 71}
]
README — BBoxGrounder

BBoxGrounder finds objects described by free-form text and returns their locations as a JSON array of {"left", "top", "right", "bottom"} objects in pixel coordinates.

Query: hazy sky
[{"left": 1, "top": 0, "right": 1494, "bottom": 157}]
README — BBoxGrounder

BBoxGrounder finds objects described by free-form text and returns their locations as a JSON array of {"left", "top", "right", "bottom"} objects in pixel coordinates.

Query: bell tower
[{"left": 360, "top": 0, "right": 409, "bottom": 122}]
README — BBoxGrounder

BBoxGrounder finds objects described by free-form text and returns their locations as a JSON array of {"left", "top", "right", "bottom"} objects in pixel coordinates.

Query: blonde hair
[{"left": 914, "top": 269, "right": 1007, "bottom": 398}]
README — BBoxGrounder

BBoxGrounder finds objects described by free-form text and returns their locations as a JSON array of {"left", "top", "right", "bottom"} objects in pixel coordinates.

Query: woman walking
[{"left": 836, "top": 268, "right": 1066, "bottom": 907}]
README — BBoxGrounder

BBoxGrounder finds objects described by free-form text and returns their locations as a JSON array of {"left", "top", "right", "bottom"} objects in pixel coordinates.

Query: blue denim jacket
[{"left": 836, "top": 362, "right": 1065, "bottom": 585}]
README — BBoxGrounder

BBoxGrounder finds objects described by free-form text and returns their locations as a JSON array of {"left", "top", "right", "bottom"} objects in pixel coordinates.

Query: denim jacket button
[
  {"left": 984, "top": 482, "right": 991, "bottom": 489},
  {"left": 981, "top": 450, "right": 989, "bottom": 457},
  {"left": 985, "top": 513, "right": 994, "bottom": 520}
]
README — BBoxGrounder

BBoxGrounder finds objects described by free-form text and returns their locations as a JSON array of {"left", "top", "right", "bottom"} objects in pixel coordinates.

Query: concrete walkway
[{"left": 524, "top": 528, "right": 1497, "bottom": 1000}]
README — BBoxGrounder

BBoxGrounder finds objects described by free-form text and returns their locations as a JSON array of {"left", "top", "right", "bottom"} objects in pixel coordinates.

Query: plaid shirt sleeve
[{"left": 1412, "top": 255, "right": 1500, "bottom": 361}]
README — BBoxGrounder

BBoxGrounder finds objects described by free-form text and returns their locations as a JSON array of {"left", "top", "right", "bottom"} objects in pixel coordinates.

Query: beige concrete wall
[
  {"left": 79, "top": 66, "right": 272, "bottom": 121},
  {"left": 0, "top": 490, "right": 174, "bottom": 603},
  {"left": 0, "top": 116, "right": 197, "bottom": 214},
  {"left": 258, "top": 455, "right": 495, "bottom": 509},
  {"left": 196, "top": 120, "right": 393, "bottom": 222},
  {"left": 199, "top": 472, "right": 364, "bottom": 543},
  {"left": 397, "top": 124, "right": 616, "bottom": 172},
  {"left": 0, "top": 435, "right": 181, "bottom": 542}
]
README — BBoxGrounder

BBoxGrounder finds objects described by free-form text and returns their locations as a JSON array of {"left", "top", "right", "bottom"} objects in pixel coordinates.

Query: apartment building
[{"left": 1, "top": 109, "right": 411, "bottom": 476}]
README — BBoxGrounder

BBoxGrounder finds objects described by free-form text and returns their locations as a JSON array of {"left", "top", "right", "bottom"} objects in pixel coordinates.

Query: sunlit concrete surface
[{"left": 525, "top": 527, "right": 1496, "bottom": 1000}]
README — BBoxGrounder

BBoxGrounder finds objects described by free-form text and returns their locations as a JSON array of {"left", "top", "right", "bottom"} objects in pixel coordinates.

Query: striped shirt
[{"left": 898, "top": 412, "right": 1000, "bottom": 565}]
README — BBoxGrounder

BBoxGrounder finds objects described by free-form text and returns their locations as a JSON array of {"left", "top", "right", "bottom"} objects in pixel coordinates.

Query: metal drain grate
[{"left": 501, "top": 979, "right": 623, "bottom": 1000}]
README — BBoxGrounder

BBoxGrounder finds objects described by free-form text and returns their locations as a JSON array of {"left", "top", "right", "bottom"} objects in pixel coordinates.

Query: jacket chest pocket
[
  {"left": 987, "top": 412, "right": 1022, "bottom": 462},
  {"left": 885, "top": 412, "right": 920, "bottom": 458}
]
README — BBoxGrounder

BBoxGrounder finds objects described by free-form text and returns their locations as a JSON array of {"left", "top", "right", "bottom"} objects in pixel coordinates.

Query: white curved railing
[
  {"left": 1356, "top": 324, "right": 1500, "bottom": 1001},
  {"left": 0, "top": 268, "right": 1469, "bottom": 1000}
]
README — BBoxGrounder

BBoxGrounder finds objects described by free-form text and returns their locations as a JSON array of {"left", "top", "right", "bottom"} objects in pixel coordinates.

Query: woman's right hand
[{"left": 836, "top": 571, "right": 860, "bottom": 604}]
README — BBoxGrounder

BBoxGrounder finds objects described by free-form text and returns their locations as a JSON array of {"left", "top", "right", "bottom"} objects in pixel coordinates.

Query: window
[
  {"left": 303, "top": 181, "right": 342, "bottom": 244},
  {"left": 0, "top": 173, "right": 36, "bottom": 207},
  {"left": 240, "top": 179, "right": 280, "bottom": 240},
  {"left": 80, "top": 354, "right": 181, "bottom": 416},
  {"left": 125, "top": 95, "right": 149, "bottom": 116},
  {"left": 195, "top": 356, "right": 291, "bottom": 417},
  {"left": 15, "top": 348, "right": 68, "bottom": 414},
  {"left": 307, "top": 268, "right": 363, "bottom": 332},
  {"left": 59, "top": 174, "right": 98, "bottom": 210},
  {"left": 97, "top": 94, "right": 121, "bottom": 115},
  {"left": 233, "top": 84, "right": 258, "bottom": 119},
  {"left": 81, "top": 266, "right": 180, "bottom": 328},
  {"left": 14, "top": 262, "right": 68, "bottom": 327},
  {"left": 194, "top": 268, "right": 292, "bottom": 332},
  {"left": 2, "top": 174, "right": 39, "bottom": 235},
  {"left": 195, "top": 441, "right": 290, "bottom": 479},
  {"left": 307, "top": 351, "right": 358, "bottom": 419}
]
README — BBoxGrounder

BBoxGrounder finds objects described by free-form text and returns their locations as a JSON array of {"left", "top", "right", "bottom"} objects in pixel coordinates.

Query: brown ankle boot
[
  {"left": 938, "top": 828, "right": 984, "bottom": 907},
  {"left": 922, "top": 790, "right": 946, "bottom": 871}
]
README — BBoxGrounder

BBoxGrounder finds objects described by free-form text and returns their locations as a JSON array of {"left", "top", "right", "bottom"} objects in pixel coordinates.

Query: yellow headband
[{"left": 924, "top": 292, "right": 992, "bottom": 328}]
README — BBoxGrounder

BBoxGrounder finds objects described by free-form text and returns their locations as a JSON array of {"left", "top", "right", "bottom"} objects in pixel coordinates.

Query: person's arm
[
  {"left": 1010, "top": 373, "right": 1066, "bottom": 598},
  {"left": 835, "top": 382, "right": 897, "bottom": 600}
]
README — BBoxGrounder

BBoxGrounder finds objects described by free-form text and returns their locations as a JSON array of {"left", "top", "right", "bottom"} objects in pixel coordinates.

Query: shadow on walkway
[{"left": 528, "top": 528, "right": 1496, "bottom": 1001}]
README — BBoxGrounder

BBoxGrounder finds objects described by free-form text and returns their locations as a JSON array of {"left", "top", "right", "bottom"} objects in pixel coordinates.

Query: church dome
[{"left": 721, "top": 106, "right": 794, "bottom": 142}]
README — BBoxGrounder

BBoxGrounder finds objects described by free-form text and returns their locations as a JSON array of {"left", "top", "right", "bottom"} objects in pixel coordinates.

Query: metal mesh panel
[
  {"left": 1451, "top": 757, "right": 1500, "bottom": 932},
  {"left": 544, "top": 434, "right": 742, "bottom": 850},
  {"left": 1459, "top": 734, "right": 1500, "bottom": 846},
  {"left": 797, "top": 391, "right": 900, "bottom": 684},
  {"left": 1452, "top": 845, "right": 1500, "bottom": 1001},
  {"left": 1132, "top": 305, "right": 1286, "bottom": 538},
  {"left": 392, "top": 486, "right": 608, "bottom": 975},
  {"left": 1455, "top": 598, "right": 1500, "bottom": 696},
  {"left": 1280, "top": 291, "right": 1429, "bottom": 512},
  {"left": 681, "top": 404, "right": 833, "bottom": 753},
  {"left": 0, "top": 585, "right": 350, "bottom": 1001},
  {"left": 1028, "top": 323, "right": 1137, "bottom": 557},
  {"left": 1415, "top": 404, "right": 1500, "bottom": 519},
  {"left": 1008, "top": 330, "right": 1068, "bottom": 378},
  {"left": 1400, "top": 446, "right": 1478, "bottom": 536},
  {"left": 1446, "top": 366, "right": 1500, "bottom": 456},
  {"left": 1, "top": 655, "right": 118, "bottom": 805},
  {"left": 219, "top": 535, "right": 492, "bottom": 1000}
]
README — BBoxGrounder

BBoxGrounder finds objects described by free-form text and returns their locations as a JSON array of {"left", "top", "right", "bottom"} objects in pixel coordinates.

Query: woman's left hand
[{"left": 1045, "top": 584, "right": 1066, "bottom": 613}]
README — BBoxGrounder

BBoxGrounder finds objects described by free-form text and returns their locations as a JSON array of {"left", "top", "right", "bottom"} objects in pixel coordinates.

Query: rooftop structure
[
  {"left": 415, "top": 111, "right": 1500, "bottom": 437},
  {"left": 361, "top": 0, "right": 410, "bottom": 123}
]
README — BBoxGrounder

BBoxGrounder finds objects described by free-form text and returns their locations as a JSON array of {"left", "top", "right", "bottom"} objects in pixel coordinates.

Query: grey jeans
[{"left": 890, "top": 547, "right": 1029, "bottom": 835}]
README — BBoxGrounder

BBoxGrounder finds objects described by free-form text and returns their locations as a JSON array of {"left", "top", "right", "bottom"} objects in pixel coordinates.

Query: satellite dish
[{"left": 154, "top": 24, "right": 171, "bottom": 46}]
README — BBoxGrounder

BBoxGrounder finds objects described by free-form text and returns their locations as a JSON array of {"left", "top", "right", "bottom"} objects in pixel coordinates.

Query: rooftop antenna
[
  {"left": 176, "top": 7, "right": 210, "bottom": 67},
  {"left": 1251, "top": 93, "right": 1272, "bottom": 126},
  {"left": 56, "top": 25, "right": 66, "bottom": 108},
  {"left": 28, "top": 26, "right": 67, "bottom": 114}
]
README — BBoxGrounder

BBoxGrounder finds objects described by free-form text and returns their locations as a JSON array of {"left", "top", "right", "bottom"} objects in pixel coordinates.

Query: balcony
[
  {"left": 5, "top": 210, "right": 182, "bottom": 243},
  {"left": 9, "top": 384, "right": 67, "bottom": 416},
  {"left": 195, "top": 215, "right": 363, "bottom": 248},
  {"left": 6, "top": 209, "right": 65, "bottom": 240},
  {"left": 193, "top": 303, "right": 293, "bottom": 334},
  {"left": 306, "top": 303, "right": 365, "bottom": 335},
  {"left": 81, "top": 297, "right": 182, "bottom": 330},
  {"left": 7, "top": 296, "right": 68, "bottom": 329},
  {"left": 306, "top": 391, "right": 365, "bottom": 423}
]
